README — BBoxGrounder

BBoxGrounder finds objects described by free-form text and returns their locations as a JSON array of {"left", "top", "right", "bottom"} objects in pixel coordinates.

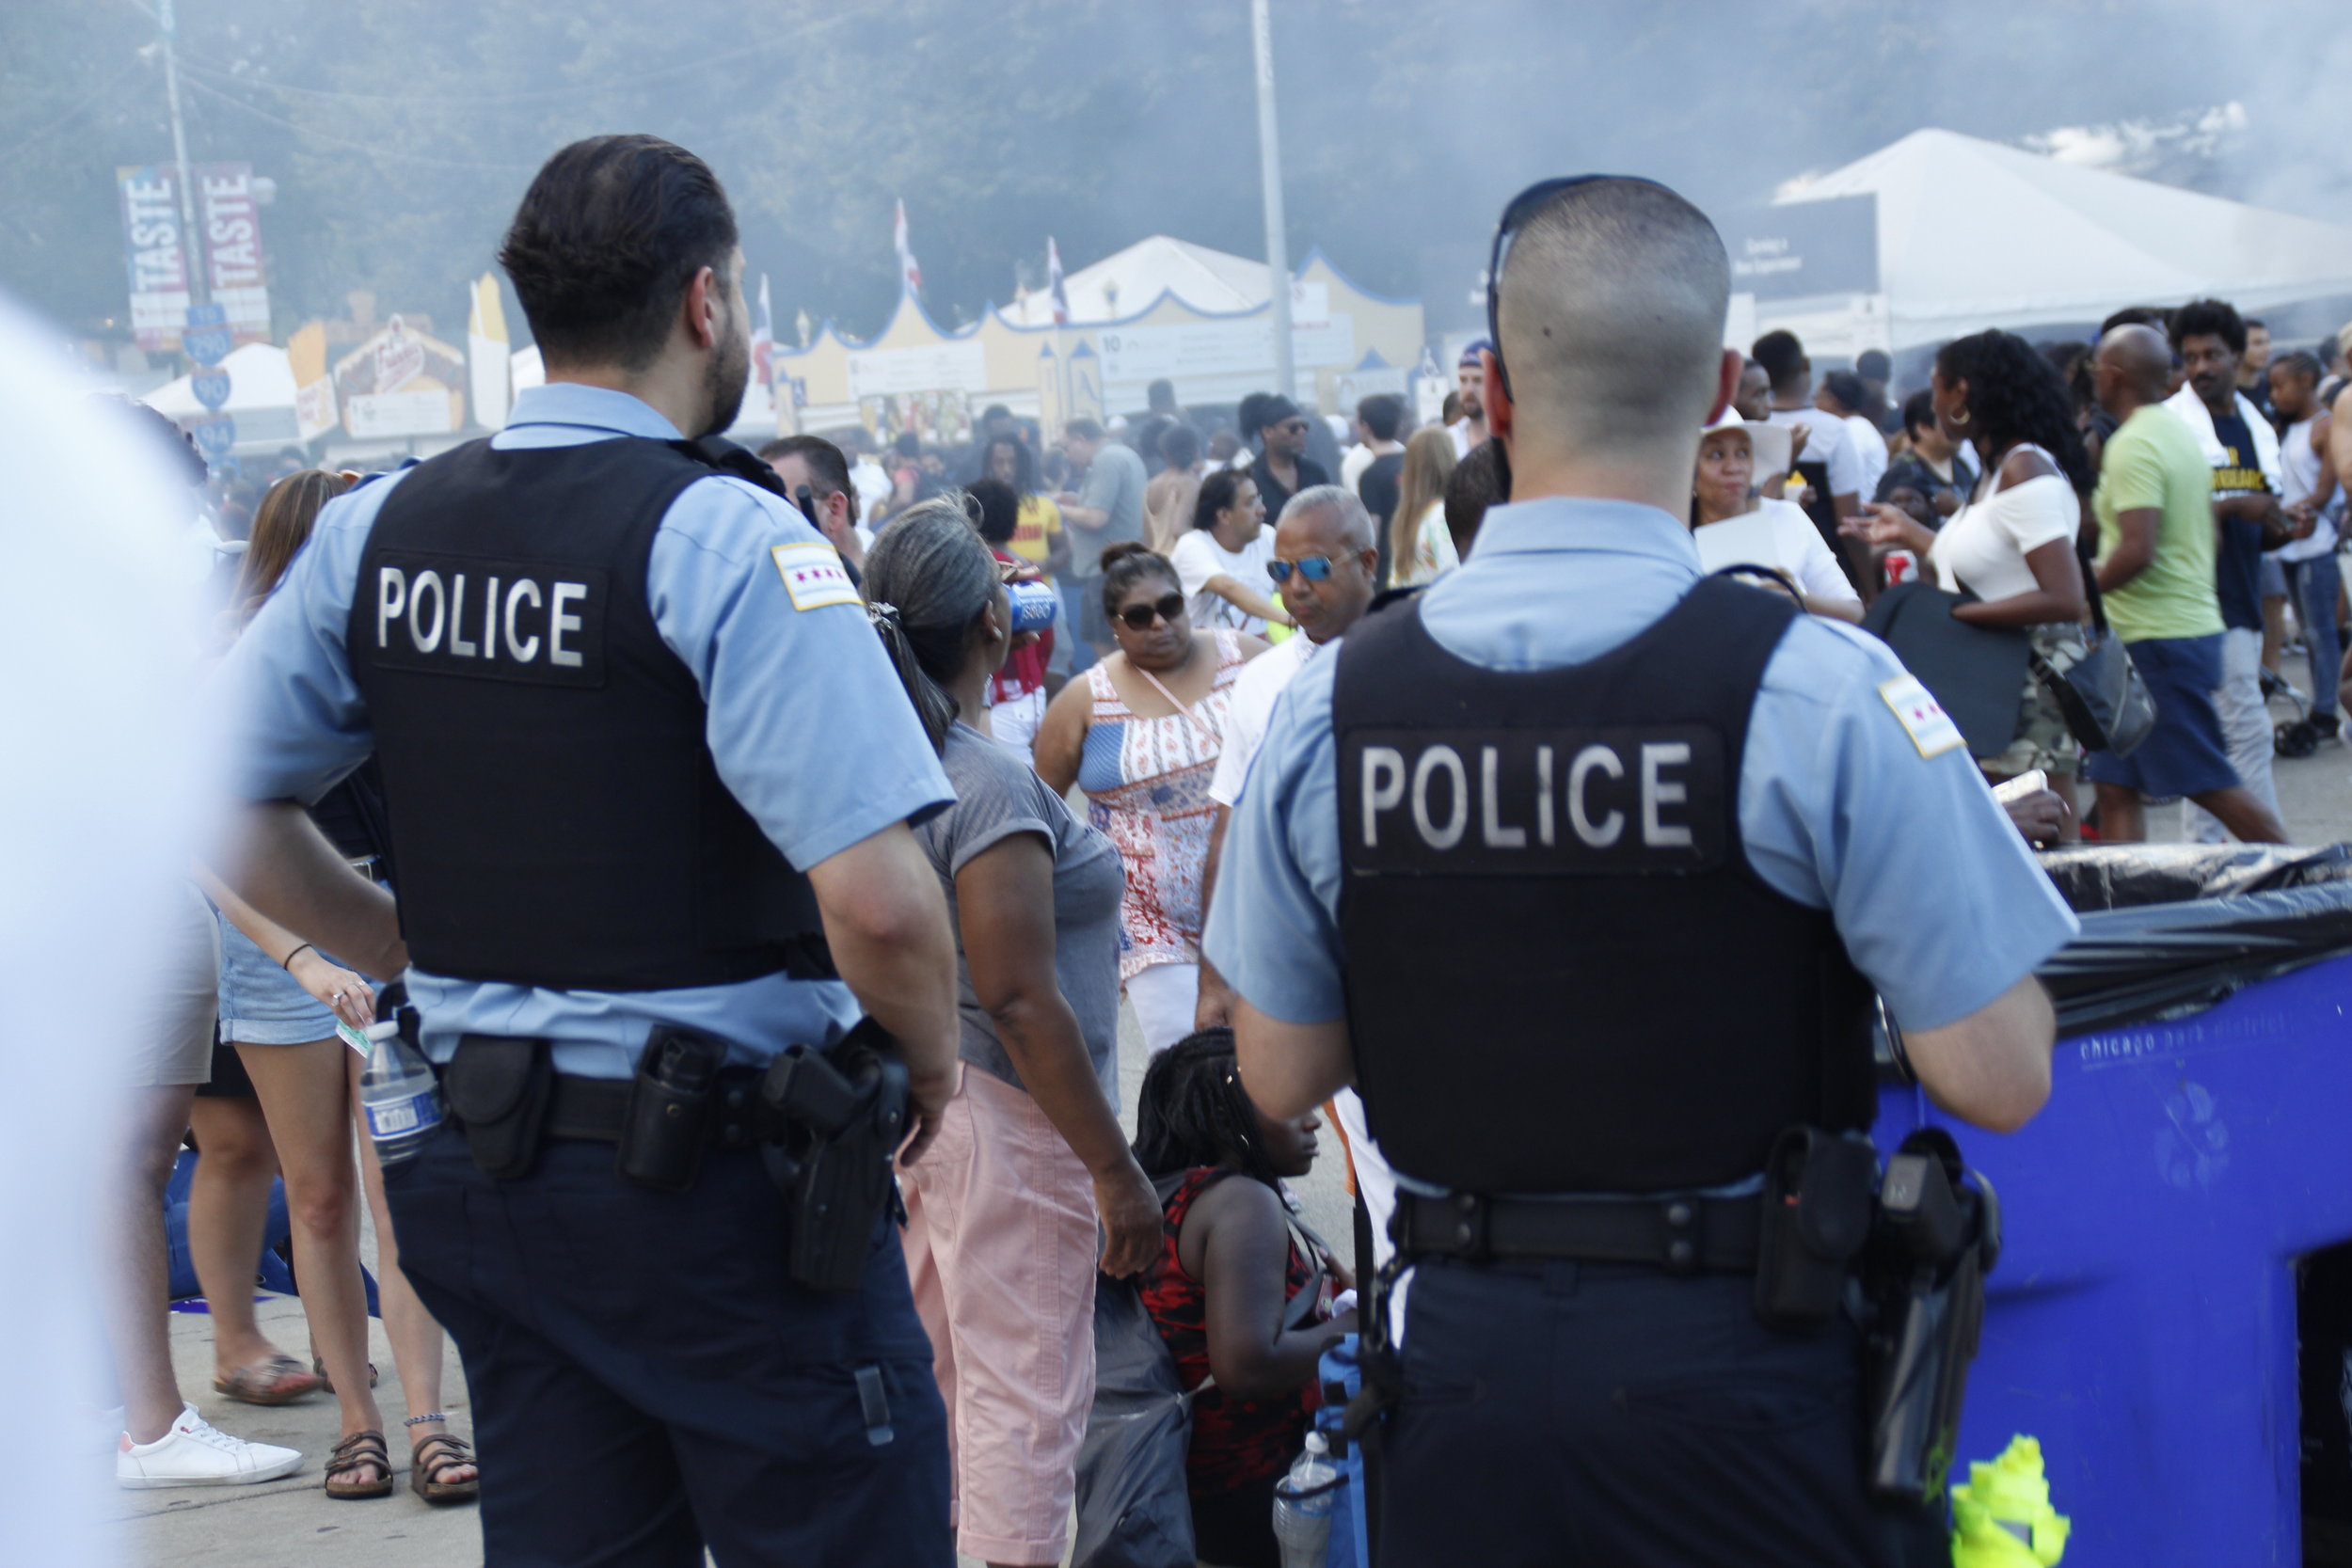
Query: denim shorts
[
  {"left": 2082, "top": 634, "right": 2241, "bottom": 800},
  {"left": 214, "top": 909, "right": 342, "bottom": 1046}
]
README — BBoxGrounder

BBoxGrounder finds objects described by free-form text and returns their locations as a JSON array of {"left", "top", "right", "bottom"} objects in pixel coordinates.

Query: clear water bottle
[
  {"left": 358, "top": 1017, "right": 442, "bottom": 1165},
  {"left": 1271, "top": 1431, "right": 1341, "bottom": 1568}
]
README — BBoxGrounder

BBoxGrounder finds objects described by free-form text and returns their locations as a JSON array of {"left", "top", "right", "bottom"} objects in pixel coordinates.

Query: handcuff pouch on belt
[
  {"left": 1754, "top": 1125, "right": 1878, "bottom": 1331},
  {"left": 757, "top": 1020, "right": 910, "bottom": 1294},
  {"left": 1861, "top": 1127, "right": 2000, "bottom": 1504},
  {"left": 441, "top": 1035, "right": 555, "bottom": 1181}
]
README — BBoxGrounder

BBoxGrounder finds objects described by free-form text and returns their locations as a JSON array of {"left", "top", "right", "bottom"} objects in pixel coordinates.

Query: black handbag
[{"left": 2029, "top": 550, "right": 2157, "bottom": 757}]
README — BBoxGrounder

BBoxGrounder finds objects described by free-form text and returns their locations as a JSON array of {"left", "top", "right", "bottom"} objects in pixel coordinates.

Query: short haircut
[
  {"left": 893, "top": 430, "right": 922, "bottom": 459},
  {"left": 2245, "top": 318, "right": 2267, "bottom": 332},
  {"left": 1063, "top": 417, "right": 1104, "bottom": 443},
  {"left": 1820, "top": 371, "right": 1867, "bottom": 415},
  {"left": 965, "top": 475, "right": 1021, "bottom": 544},
  {"left": 1495, "top": 180, "right": 1731, "bottom": 457},
  {"left": 756, "top": 434, "right": 851, "bottom": 504},
  {"left": 1148, "top": 378, "right": 1178, "bottom": 413},
  {"left": 2100, "top": 305, "right": 2169, "bottom": 337},
  {"left": 2170, "top": 298, "right": 2247, "bottom": 356},
  {"left": 1277, "top": 483, "right": 1373, "bottom": 550},
  {"left": 1159, "top": 421, "right": 1200, "bottom": 469},
  {"left": 1750, "top": 329, "right": 1807, "bottom": 392},
  {"left": 499, "top": 135, "right": 739, "bottom": 371},
  {"left": 1855, "top": 349, "right": 1892, "bottom": 381},
  {"left": 1357, "top": 393, "right": 1406, "bottom": 442},
  {"left": 980, "top": 404, "right": 1012, "bottom": 423},
  {"left": 1444, "top": 439, "right": 1504, "bottom": 556},
  {"left": 1900, "top": 388, "right": 1936, "bottom": 437},
  {"left": 2271, "top": 350, "right": 2322, "bottom": 385},
  {"left": 1193, "top": 467, "right": 1253, "bottom": 531}
]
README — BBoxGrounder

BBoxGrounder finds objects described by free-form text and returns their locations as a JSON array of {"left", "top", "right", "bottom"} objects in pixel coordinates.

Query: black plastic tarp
[{"left": 2031, "top": 844, "right": 2352, "bottom": 1037}]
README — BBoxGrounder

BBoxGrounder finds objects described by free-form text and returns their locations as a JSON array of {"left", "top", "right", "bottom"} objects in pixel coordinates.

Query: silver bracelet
[{"left": 403, "top": 1411, "right": 447, "bottom": 1428}]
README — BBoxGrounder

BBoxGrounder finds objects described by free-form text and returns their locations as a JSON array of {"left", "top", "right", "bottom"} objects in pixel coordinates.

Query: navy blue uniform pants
[
  {"left": 385, "top": 1125, "right": 951, "bottom": 1568},
  {"left": 1377, "top": 1258, "right": 1946, "bottom": 1568}
]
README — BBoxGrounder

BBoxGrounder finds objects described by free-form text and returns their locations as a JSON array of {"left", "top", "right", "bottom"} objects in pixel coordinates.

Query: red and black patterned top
[{"left": 1138, "top": 1167, "right": 1331, "bottom": 1497}]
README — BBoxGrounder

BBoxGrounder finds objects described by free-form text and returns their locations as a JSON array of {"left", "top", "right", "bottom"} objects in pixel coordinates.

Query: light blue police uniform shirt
[
  {"left": 1205, "top": 496, "right": 2080, "bottom": 1037},
  {"left": 218, "top": 384, "right": 955, "bottom": 1078}
]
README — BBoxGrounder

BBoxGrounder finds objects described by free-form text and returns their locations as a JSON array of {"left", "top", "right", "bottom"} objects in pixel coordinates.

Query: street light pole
[
  {"left": 158, "top": 0, "right": 205, "bottom": 312},
  {"left": 1250, "top": 0, "right": 1294, "bottom": 404}
]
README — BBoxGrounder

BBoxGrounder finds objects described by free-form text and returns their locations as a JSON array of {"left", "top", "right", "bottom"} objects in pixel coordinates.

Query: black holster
[
  {"left": 1861, "top": 1128, "right": 2000, "bottom": 1503},
  {"left": 616, "top": 1025, "right": 726, "bottom": 1194},
  {"left": 442, "top": 1035, "right": 554, "bottom": 1180},
  {"left": 758, "top": 1020, "right": 909, "bottom": 1293},
  {"left": 1753, "top": 1125, "right": 1878, "bottom": 1331}
]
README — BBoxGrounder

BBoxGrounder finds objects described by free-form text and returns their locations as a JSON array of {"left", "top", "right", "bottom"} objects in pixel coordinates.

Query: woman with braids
[
  {"left": 861, "top": 498, "right": 1161, "bottom": 1568},
  {"left": 1846, "top": 330, "right": 2092, "bottom": 821},
  {"left": 1033, "top": 542, "right": 1268, "bottom": 1052},
  {"left": 1133, "top": 1028, "right": 1354, "bottom": 1568}
]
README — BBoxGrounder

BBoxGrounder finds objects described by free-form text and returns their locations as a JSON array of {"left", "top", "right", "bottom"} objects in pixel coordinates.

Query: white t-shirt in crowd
[
  {"left": 1339, "top": 441, "right": 1376, "bottom": 493},
  {"left": 849, "top": 458, "right": 891, "bottom": 525},
  {"left": 1207, "top": 631, "right": 1327, "bottom": 807},
  {"left": 1769, "top": 406, "right": 1864, "bottom": 500},
  {"left": 1842, "top": 412, "right": 1889, "bottom": 505},
  {"left": 1169, "top": 526, "right": 1274, "bottom": 635},
  {"left": 1932, "top": 471, "right": 2074, "bottom": 604},
  {"left": 1692, "top": 499, "right": 1860, "bottom": 611}
]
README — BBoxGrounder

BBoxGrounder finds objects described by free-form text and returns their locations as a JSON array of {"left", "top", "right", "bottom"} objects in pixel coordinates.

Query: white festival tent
[
  {"left": 143, "top": 341, "right": 300, "bottom": 449},
  {"left": 1768, "top": 129, "right": 2352, "bottom": 353},
  {"left": 1001, "top": 234, "right": 1273, "bottom": 325}
]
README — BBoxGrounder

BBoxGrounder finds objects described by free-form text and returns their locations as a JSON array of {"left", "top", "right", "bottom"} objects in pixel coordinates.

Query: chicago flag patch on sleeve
[
  {"left": 771, "top": 543, "right": 861, "bottom": 610},
  {"left": 1878, "top": 674, "right": 1964, "bottom": 759}
]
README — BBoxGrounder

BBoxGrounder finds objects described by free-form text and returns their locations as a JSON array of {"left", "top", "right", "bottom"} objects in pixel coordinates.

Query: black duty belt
[
  {"left": 1394, "top": 1188, "right": 1761, "bottom": 1274},
  {"left": 443, "top": 1065, "right": 779, "bottom": 1152}
]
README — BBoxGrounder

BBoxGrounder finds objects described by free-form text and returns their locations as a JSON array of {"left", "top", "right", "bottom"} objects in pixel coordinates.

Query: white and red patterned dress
[{"left": 1076, "top": 629, "right": 1247, "bottom": 982}]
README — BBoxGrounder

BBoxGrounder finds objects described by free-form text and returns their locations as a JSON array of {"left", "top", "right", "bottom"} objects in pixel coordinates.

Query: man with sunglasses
[
  {"left": 1248, "top": 394, "right": 1330, "bottom": 523},
  {"left": 1206, "top": 176, "right": 2074, "bottom": 1563}
]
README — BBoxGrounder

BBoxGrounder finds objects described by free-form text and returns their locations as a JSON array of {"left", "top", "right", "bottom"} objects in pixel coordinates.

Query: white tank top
[{"left": 2278, "top": 416, "right": 2338, "bottom": 562}]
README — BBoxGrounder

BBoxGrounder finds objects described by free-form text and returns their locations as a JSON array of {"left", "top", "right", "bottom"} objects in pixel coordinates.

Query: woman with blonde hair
[{"left": 1387, "top": 425, "right": 1459, "bottom": 588}]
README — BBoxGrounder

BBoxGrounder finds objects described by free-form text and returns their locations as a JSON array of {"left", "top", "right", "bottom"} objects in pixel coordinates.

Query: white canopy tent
[
  {"left": 1769, "top": 129, "right": 2352, "bottom": 353},
  {"left": 143, "top": 342, "right": 301, "bottom": 451},
  {"left": 1002, "top": 235, "right": 1270, "bottom": 325}
]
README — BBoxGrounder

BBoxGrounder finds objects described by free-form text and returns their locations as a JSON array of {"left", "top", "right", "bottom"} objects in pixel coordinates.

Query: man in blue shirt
[
  {"left": 214, "top": 136, "right": 958, "bottom": 1565},
  {"left": 1207, "top": 177, "right": 2076, "bottom": 1563}
]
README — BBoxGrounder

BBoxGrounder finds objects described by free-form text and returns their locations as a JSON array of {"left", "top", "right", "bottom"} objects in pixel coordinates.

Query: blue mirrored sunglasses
[{"left": 1266, "top": 555, "right": 1337, "bottom": 586}]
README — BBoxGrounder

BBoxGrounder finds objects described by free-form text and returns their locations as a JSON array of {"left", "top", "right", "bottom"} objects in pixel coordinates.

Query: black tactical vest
[
  {"left": 346, "top": 436, "right": 830, "bottom": 991},
  {"left": 1331, "top": 578, "right": 1874, "bottom": 1195}
]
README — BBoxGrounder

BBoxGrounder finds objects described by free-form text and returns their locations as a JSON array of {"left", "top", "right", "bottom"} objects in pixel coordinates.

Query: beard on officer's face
[{"left": 700, "top": 293, "right": 750, "bottom": 438}]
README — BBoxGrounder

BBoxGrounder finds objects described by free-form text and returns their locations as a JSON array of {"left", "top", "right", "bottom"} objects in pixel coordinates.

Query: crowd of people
[{"left": 107, "top": 129, "right": 2352, "bottom": 1568}]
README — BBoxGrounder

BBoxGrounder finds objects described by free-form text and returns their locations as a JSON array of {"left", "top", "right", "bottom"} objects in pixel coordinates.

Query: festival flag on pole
[
  {"left": 752, "top": 273, "right": 775, "bottom": 392},
  {"left": 1046, "top": 237, "right": 1069, "bottom": 325},
  {"left": 894, "top": 199, "right": 922, "bottom": 297}
]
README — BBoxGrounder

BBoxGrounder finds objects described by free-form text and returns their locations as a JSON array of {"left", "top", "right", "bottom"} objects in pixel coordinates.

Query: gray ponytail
[{"left": 863, "top": 494, "right": 999, "bottom": 752}]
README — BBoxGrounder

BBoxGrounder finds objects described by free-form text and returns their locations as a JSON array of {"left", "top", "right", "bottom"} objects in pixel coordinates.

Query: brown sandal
[
  {"left": 311, "top": 1356, "right": 379, "bottom": 1394},
  {"left": 324, "top": 1430, "right": 392, "bottom": 1499},
  {"left": 409, "top": 1432, "right": 480, "bottom": 1506},
  {"left": 213, "top": 1354, "right": 323, "bottom": 1406}
]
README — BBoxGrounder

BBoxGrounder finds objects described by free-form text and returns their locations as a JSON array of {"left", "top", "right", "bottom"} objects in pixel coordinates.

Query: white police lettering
[
  {"left": 1567, "top": 745, "right": 1624, "bottom": 847},
  {"left": 376, "top": 565, "right": 406, "bottom": 648},
  {"left": 504, "top": 578, "right": 542, "bottom": 662},
  {"left": 1347, "top": 727, "right": 1723, "bottom": 870},
  {"left": 408, "top": 570, "right": 446, "bottom": 653},
  {"left": 548, "top": 582, "right": 588, "bottom": 668},
  {"left": 1410, "top": 746, "right": 1468, "bottom": 849},
  {"left": 481, "top": 577, "right": 501, "bottom": 656},
  {"left": 1479, "top": 746, "right": 1527, "bottom": 848},
  {"left": 1360, "top": 746, "right": 1406, "bottom": 847},
  {"left": 449, "top": 574, "right": 478, "bottom": 657},
  {"left": 1640, "top": 742, "right": 1693, "bottom": 848}
]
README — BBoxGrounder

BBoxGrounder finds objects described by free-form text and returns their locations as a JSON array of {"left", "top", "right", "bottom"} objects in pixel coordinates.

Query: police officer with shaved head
[
  {"left": 214, "top": 135, "right": 957, "bottom": 1564},
  {"left": 1205, "top": 178, "right": 2079, "bottom": 1562}
]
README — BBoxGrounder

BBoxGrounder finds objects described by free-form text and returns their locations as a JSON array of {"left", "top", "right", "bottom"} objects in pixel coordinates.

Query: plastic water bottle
[
  {"left": 358, "top": 1018, "right": 442, "bottom": 1166},
  {"left": 1271, "top": 1431, "right": 1340, "bottom": 1568}
]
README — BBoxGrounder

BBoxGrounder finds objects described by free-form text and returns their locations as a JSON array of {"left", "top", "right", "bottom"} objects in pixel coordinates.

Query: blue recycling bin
[{"left": 1882, "top": 845, "right": 2352, "bottom": 1564}]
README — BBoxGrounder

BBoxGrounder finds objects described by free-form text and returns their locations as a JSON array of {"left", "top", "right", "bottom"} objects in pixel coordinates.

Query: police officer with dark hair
[
  {"left": 1205, "top": 177, "right": 2079, "bottom": 1563},
  {"left": 213, "top": 134, "right": 958, "bottom": 1565}
]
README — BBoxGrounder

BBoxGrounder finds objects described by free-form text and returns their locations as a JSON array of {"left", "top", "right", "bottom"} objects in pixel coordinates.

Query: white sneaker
[{"left": 116, "top": 1406, "right": 303, "bottom": 1489}]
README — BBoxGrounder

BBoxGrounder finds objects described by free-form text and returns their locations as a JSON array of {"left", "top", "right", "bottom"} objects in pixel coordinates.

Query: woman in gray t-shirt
[{"left": 861, "top": 499, "right": 1161, "bottom": 1565}]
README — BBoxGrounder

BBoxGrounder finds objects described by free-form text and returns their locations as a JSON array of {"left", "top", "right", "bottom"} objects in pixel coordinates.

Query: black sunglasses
[
  {"left": 1483, "top": 173, "right": 1673, "bottom": 405},
  {"left": 1117, "top": 592, "right": 1187, "bottom": 631},
  {"left": 1266, "top": 555, "right": 1338, "bottom": 586}
]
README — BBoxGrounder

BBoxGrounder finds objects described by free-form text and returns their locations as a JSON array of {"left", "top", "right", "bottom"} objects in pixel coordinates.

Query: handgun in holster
[
  {"left": 758, "top": 1021, "right": 909, "bottom": 1293},
  {"left": 1861, "top": 1127, "right": 2001, "bottom": 1504}
]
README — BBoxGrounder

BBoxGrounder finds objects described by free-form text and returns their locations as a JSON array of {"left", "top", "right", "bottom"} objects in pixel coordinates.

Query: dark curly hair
[
  {"left": 1132, "top": 1028, "right": 1285, "bottom": 1189},
  {"left": 2169, "top": 298, "right": 2247, "bottom": 357},
  {"left": 1933, "top": 330, "right": 2094, "bottom": 497}
]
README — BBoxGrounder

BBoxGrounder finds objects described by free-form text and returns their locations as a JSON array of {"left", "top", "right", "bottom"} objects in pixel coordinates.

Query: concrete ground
[{"left": 119, "top": 732, "right": 2352, "bottom": 1567}]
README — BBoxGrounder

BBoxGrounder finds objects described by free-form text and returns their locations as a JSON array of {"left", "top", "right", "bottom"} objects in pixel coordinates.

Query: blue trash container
[{"left": 1883, "top": 844, "right": 2352, "bottom": 1564}]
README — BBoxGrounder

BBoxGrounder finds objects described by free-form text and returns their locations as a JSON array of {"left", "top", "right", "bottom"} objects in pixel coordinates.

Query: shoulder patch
[
  {"left": 770, "top": 543, "right": 860, "bottom": 610},
  {"left": 1878, "top": 673, "right": 1964, "bottom": 759}
]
